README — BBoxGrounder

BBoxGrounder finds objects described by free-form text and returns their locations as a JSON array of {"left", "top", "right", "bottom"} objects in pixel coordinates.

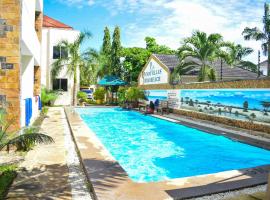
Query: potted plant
[
  {"left": 93, "top": 87, "right": 106, "bottom": 104},
  {"left": 125, "top": 87, "right": 145, "bottom": 108},
  {"left": 77, "top": 91, "right": 88, "bottom": 106}
]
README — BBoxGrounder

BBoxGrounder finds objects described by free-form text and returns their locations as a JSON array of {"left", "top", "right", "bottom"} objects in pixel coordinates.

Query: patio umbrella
[
  {"left": 98, "top": 75, "right": 127, "bottom": 103},
  {"left": 98, "top": 75, "right": 127, "bottom": 86}
]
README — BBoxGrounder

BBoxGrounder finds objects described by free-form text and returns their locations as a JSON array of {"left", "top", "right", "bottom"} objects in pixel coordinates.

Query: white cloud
[{"left": 57, "top": 0, "right": 267, "bottom": 63}]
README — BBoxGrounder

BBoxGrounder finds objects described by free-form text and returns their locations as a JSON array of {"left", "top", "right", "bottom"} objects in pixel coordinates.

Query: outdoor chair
[
  {"left": 156, "top": 100, "right": 169, "bottom": 115},
  {"left": 138, "top": 100, "right": 148, "bottom": 112}
]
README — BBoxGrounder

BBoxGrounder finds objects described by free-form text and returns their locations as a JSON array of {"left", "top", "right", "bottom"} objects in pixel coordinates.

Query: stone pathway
[{"left": 7, "top": 107, "right": 92, "bottom": 200}]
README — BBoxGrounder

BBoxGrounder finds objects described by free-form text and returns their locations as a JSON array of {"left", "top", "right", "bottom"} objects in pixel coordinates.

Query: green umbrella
[
  {"left": 98, "top": 75, "right": 127, "bottom": 86},
  {"left": 98, "top": 76, "right": 127, "bottom": 104}
]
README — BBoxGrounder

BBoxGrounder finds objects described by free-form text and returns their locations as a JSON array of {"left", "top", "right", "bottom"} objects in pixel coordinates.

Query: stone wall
[{"left": 0, "top": 0, "right": 21, "bottom": 130}]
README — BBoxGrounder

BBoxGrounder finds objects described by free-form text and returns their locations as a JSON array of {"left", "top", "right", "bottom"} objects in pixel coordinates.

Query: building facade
[
  {"left": 0, "top": 0, "right": 43, "bottom": 129},
  {"left": 139, "top": 54, "right": 263, "bottom": 87},
  {"left": 260, "top": 60, "right": 268, "bottom": 76},
  {"left": 41, "top": 15, "right": 80, "bottom": 105}
]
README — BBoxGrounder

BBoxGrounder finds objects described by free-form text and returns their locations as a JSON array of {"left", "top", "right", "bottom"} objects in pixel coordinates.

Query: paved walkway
[{"left": 7, "top": 107, "right": 92, "bottom": 200}]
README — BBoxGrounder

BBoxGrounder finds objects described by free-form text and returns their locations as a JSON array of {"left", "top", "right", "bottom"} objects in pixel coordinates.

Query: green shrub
[
  {"left": 41, "top": 88, "right": 58, "bottom": 106},
  {"left": 117, "top": 87, "right": 127, "bottom": 105},
  {"left": 93, "top": 87, "right": 106, "bottom": 101},
  {"left": 125, "top": 87, "right": 145, "bottom": 102},
  {"left": 0, "top": 165, "right": 17, "bottom": 199},
  {"left": 77, "top": 91, "right": 88, "bottom": 103}
]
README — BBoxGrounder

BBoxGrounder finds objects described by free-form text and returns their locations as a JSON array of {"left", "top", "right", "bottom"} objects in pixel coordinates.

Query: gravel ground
[
  {"left": 62, "top": 109, "right": 93, "bottom": 200},
  {"left": 189, "top": 184, "right": 266, "bottom": 200}
]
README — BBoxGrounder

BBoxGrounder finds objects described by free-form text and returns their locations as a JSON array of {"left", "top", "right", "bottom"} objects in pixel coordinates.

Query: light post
[{"left": 258, "top": 50, "right": 261, "bottom": 78}]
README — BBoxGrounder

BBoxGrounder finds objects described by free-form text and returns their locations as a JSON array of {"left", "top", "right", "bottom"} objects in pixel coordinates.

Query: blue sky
[{"left": 44, "top": 0, "right": 268, "bottom": 63}]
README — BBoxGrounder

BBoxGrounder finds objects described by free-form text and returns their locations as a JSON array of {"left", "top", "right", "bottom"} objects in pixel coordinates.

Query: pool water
[{"left": 76, "top": 107, "right": 270, "bottom": 183}]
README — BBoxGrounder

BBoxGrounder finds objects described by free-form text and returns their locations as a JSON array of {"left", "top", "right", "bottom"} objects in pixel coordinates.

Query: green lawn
[{"left": 0, "top": 164, "right": 17, "bottom": 199}]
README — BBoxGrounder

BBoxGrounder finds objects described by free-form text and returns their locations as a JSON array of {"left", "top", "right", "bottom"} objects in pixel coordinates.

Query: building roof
[
  {"left": 260, "top": 60, "right": 268, "bottom": 65},
  {"left": 153, "top": 54, "right": 263, "bottom": 80},
  {"left": 43, "top": 15, "right": 73, "bottom": 29}
]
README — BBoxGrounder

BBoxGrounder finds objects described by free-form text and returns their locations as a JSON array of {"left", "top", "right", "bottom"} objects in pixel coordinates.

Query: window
[
  {"left": 53, "top": 79, "right": 68, "bottom": 91},
  {"left": 53, "top": 46, "right": 68, "bottom": 59}
]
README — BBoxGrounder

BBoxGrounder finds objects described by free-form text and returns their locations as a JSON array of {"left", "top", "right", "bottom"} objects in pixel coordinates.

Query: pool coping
[{"left": 65, "top": 106, "right": 270, "bottom": 200}]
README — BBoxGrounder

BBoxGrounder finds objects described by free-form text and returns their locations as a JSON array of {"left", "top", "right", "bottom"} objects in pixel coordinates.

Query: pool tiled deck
[{"left": 65, "top": 107, "right": 270, "bottom": 200}]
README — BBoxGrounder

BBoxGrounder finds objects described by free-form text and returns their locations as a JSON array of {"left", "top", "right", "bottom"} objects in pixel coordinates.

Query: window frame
[{"left": 52, "top": 78, "right": 68, "bottom": 92}]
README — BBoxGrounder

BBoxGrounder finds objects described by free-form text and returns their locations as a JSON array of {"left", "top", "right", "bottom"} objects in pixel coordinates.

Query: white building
[
  {"left": 41, "top": 15, "right": 80, "bottom": 105},
  {"left": 260, "top": 60, "right": 269, "bottom": 76},
  {"left": 0, "top": 0, "right": 43, "bottom": 129}
]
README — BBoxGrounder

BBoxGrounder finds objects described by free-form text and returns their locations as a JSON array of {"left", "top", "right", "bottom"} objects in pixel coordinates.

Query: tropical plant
[
  {"left": 77, "top": 91, "right": 88, "bottom": 104},
  {"left": 93, "top": 87, "right": 106, "bottom": 102},
  {"left": 125, "top": 87, "right": 145, "bottom": 102},
  {"left": 0, "top": 109, "right": 54, "bottom": 152},
  {"left": 177, "top": 31, "right": 224, "bottom": 81},
  {"left": 145, "top": 37, "right": 175, "bottom": 54},
  {"left": 242, "top": 2, "right": 270, "bottom": 76},
  {"left": 227, "top": 43, "right": 256, "bottom": 72},
  {"left": 52, "top": 32, "right": 92, "bottom": 106},
  {"left": 41, "top": 88, "right": 58, "bottom": 106},
  {"left": 117, "top": 87, "right": 127, "bottom": 105}
]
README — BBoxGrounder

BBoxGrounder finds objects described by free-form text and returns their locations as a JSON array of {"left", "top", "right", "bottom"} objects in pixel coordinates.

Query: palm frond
[
  {"left": 0, "top": 133, "right": 54, "bottom": 152},
  {"left": 242, "top": 27, "right": 266, "bottom": 41}
]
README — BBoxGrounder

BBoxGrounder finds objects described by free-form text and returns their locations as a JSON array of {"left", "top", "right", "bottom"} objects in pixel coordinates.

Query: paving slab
[{"left": 7, "top": 107, "right": 91, "bottom": 200}]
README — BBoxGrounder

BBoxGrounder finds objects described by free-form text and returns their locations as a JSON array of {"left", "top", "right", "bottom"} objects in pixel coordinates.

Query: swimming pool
[{"left": 76, "top": 107, "right": 270, "bottom": 183}]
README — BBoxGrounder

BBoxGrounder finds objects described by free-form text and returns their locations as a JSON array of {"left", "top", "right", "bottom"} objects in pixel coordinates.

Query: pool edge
[{"left": 66, "top": 106, "right": 270, "bottom": 200}]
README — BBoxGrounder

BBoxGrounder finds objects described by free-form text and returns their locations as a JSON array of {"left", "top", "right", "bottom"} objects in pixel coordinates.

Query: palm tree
[
  {"left": 52, "top": 32, "right": 92, "bottom": 106},
  {"left": 242, "top": 2, "right": 270, "bottom": 76},
  {"left": 0, "top": 109, "right": 54, "bottom": 152},
  {"left": 80, "top": 48, "right": 99, "bottom": 86},
  {"left": 227, "top": 43, "right": 256, "bottom": 72},
  {"left": 177, "top": 31, "right": 224, "bottom": 82}
]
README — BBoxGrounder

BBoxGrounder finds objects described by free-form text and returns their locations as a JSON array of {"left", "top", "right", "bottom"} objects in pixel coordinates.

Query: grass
[{"left": 0, "top": 164, "right": 17, "bottom": 199}]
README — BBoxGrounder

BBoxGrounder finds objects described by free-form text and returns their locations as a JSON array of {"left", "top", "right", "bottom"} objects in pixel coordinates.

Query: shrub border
[{"left": 172, "top": 109, "right": 270, "bottom": 134}]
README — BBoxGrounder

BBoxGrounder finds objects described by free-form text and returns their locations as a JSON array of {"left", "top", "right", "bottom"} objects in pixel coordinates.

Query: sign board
[
  {"left": 167, "top": 90, "right": 180, "bottom": 109},
  {"left": 140, "top": 59, "right": 169, "bottom": 85}
]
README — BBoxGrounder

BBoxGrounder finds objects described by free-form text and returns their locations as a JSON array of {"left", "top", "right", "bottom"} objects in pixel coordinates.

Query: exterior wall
[
  {"left": 0, "top": 0, "right": 21, "bottom": 130},
  {"left": 260, "top": 62, "right": 268, "bottom": 76},
  {"left": 0, "top": 0, "right": 42, "bottom": 130},
  {"left": 41, "top": 27, "right": 80, "bottom": 105},
  {"left": 139, "top": 57, "right": 169, "bottom": 85}
]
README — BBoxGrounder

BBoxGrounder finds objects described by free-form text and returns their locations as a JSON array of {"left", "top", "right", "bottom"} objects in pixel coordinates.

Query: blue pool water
[{"left": 76, "top": 107, "right": 270, "bottom": 183}]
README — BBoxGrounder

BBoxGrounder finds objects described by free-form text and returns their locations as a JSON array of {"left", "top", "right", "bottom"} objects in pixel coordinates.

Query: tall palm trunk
[{"left": 73, "top": 69, "right": 77, "bottom": 106}]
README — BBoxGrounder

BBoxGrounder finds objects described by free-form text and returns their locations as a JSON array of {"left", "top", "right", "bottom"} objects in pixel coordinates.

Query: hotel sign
[{"left": 140, "top": 59, "right": 169, "bottom": 85}]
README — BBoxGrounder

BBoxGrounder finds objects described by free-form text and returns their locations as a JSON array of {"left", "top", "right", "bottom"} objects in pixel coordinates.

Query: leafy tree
[
  {"left": 121, "top": 47, "right": 150, "bottom": 82},
  {"left": 243, "top": 101, "right": 249, "bottom": 112},
  {"left": 52, "top": 32, "right": 92, "bottom": 105},
  {"left": 145, "top": 37, "right": 175, "bottom": 54},
  {"left": 101, "top": 27, "right": 111, "bottom": 56},
  {"left": 242, "top": 2, "right": 270, "bottom": 76},
  {"left": 177, "top": 31, "right": 224, "bottom": 81},
  {"left": 0, "top": 109, "right": 54, "bottom": 152},
  {"left": 111, "top": 26, "right": 122, "bottom": 76},
  {"left": 98, "top": 27, "right": 112, "bottom": 77}
]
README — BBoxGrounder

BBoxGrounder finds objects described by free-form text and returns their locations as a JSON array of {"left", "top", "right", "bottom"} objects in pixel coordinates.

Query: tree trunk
[
  {"left": 220, "top": 59, "right": 223, "bottom": 81},
  {"left": 73, "top": 70, "right": 77, "bottom": 106}
]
